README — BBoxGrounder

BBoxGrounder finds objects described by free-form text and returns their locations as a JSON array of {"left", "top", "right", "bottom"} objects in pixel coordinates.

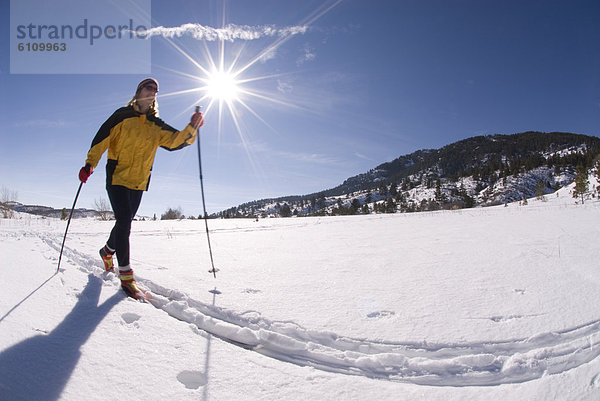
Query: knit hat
[{"left": 135, "top": 78, "right": 159, "bottom": 95}]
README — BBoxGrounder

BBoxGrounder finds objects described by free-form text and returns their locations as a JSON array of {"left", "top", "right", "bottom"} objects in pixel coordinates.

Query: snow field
[{"left": 1, "top": 187, "right": 600, "bottom": 400}]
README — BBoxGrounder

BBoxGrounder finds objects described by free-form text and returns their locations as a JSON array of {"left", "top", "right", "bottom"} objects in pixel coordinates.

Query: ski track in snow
[{"left": 40, "top": 232, "right": 600, "bottom": 387}]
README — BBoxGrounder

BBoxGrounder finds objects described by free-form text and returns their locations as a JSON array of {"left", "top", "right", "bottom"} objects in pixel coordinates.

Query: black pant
[{"left": 106, "top": 185, "right": 143, "bottom": 268}]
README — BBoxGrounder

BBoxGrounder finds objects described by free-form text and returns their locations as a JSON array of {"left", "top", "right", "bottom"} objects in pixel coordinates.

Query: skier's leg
[
  {"left": 106, "top": 185, "right": 143, "bottom": 269},
  {"left": 106, "top": 185, "right": 144, "bottom": 299}
]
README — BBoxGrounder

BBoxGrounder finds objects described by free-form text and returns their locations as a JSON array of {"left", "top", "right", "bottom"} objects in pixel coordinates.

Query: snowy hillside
[
  {"left": 5, "top": 201, "right": 98, "bottom": 219},
  {"left": 1, "top": 180, "right": 600, "bottom": 400},
  {"left": 222, "top": 132, "right": 600, "bottom": 218}
]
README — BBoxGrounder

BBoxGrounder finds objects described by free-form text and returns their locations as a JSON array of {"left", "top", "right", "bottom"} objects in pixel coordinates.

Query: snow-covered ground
[{"left": 1, "top": 182, "right": 600, "bottom": 400}]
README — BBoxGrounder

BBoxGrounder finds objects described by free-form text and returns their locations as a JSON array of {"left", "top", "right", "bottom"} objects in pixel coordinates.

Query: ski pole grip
[{"left": 193, "top": 106, "right": 202, "bottom": 130}]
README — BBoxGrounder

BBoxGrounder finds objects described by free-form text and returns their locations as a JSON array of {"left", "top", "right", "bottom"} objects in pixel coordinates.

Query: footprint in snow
[
  {"left": 121, "top": 312, "right": 141, "bottom": 325},
  {"left": 177, "top": 370, "right": 207, "bottom": 389},
  {"left": 367, "top": 310, "right": 395, "bottom": 319},
  {"left": 489, "top": 315, "right": 525, "bottom": 323},
  {"left": 591, "top": 373, "right": 600, "bottom": 388}
]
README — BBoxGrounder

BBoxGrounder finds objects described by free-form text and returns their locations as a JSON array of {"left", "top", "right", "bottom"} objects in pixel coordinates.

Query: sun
[
  {"left": 205, "top": 68, "right": 241, "bottom": 103},
  {"left": 154, "top": 0, "right": 344, "bottom": 172}
]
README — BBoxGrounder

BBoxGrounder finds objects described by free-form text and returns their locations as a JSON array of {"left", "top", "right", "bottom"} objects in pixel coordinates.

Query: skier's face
[
  {"left": 139, "top": 84, "right": 157, "bottom": 100},
  {"left": 137, "top": 84, "right": 157, "bottom": 111}
]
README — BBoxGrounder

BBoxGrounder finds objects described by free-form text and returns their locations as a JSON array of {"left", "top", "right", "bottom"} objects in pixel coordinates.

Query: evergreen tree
[
  {"left": 435, "top": 179, "right": 446, "bottom": 203},
  {"left": 535, "top": 180, "right": 545, "bottom": 200},
  {"left": 573, "top": 164, "right": 589, "bottom": 204},
  {"left": 385, "top": 198, "right": 397, "bottom": 213},
  {"left": 459, "top": 184, "right": 474, "bottom": 208},
  {"left": 596, "top": 161, "right": 600, "bottom": 197},
  {"left": 401, "top": 179, "right": 408, "bottom": 191},
  {"left": 350, "top": 199, "right": 361, "bottom": 214},
  {"left": 378, "top": 182, "right": 388, "bottom": 197},
  {"left": 280, "top": 203, "right": 292, "bottom": 217}
]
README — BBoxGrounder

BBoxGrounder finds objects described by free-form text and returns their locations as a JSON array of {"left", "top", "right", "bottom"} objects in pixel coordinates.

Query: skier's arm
[
  {"left": 161, "top": 124, "right": 197, "bottom": 151},
  {"left": 79, "top": 115, "right": 115, "bottom": 183},
  {"left": 85, "top": 109, "right": 126, "bottom": 168},
  {"left": 84, "top": 129, "right": 111, "bottom": 170},
  {"left": 149, "top": 114, "right": 200, "bottom": 151}
]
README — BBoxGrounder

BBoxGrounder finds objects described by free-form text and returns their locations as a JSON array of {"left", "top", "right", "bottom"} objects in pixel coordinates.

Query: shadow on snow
[{"left": 0, "top": 275, "right": 122, "bottom": 401}]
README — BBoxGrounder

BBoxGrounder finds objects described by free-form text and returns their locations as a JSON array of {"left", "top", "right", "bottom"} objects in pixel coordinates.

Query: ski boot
[
  {"left": 99, "top": 245, "right": 114, "bottom": 272},
  {"left": 119, "top": 268, "right": 146, "bottom": 301}
]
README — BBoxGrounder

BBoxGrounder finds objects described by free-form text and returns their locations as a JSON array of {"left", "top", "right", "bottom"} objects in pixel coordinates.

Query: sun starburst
[
  {"left": 152, "top": 0, "right": 343, "bottom": 179},
  {"left": 204, "top": 69, "right": 240, "bottom": 103}
]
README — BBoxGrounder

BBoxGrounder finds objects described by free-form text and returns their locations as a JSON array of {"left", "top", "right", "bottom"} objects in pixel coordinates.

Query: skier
[{"left": 78, "top": 78, "right": 204, "bottom": 299}]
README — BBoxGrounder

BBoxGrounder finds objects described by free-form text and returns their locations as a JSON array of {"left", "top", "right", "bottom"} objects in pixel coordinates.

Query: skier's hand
[
  {"left": 78, "top": 164, "right": 93, "bottom": 183},
  {"left": 191, "top": 111, "right": 204, "bottom": 129}
]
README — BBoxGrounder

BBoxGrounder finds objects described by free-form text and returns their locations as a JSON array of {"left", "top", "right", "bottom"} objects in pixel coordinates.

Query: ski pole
[
  {"left": 57, "top": 181, "right": 83, "bottom": 273},
  {"left": 196, "top": 106, "right": 218, "bottom": 278}
]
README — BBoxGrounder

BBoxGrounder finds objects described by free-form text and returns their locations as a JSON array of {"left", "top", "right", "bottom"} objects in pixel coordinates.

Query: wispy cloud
[
  {"left": 277, "top": 79, "right": 293, "bottom": 94},
  {"left": 241, "top": 140, "right": 340, "bottom": 166},
  {"left": 138, "top": 23, "right": 308, "bottom": 42},
  {"left": 354, "top": 152, "right": 374, "bottom": 162},
  {"left": 277, "top": 150, "right": 340, "bottom": 165},
  {"left": 297, "top": 43, "right": 316, "bottom": 65},
  {"left": 259, "top": 48, "right": 278, "bottom": 63}
]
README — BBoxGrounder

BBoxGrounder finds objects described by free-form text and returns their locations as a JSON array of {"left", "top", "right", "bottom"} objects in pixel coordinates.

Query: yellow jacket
[{"left": 85, "top": 105, "right": 197, "bottom": 191}]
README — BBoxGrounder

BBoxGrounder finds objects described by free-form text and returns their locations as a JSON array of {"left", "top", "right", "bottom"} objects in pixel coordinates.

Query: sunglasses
[{"left": 143, "top": 84, "right": 158, "bottom": 93}]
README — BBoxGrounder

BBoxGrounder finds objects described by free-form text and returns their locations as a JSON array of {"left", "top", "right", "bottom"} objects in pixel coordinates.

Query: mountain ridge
[
  {"left": 2, "top": 201, "right": 98, "bottom": 219},
  {"left": 219, "top": 131, "right": 600, "bottom": 218}
]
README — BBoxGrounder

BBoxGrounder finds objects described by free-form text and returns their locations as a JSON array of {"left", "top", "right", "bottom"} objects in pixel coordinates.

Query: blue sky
[{"left": 1, "top": 0, "right": 599, "bottom": 217}]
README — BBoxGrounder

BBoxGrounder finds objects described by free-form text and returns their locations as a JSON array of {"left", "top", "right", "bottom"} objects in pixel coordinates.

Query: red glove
[
  {"left": 191, "top": 112, "right": 204, "bottom": 129},
  {"left": 79, "top": 165, "right": 93, "bottom": 183}
]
